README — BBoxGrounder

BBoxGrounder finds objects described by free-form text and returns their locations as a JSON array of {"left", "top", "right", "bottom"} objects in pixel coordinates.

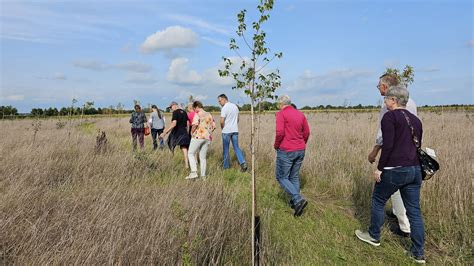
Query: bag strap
[{"left": 400, "top": 110, "right": 420, "bottom": 149}]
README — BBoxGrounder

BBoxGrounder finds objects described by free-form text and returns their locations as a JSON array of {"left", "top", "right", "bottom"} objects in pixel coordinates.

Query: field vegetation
[{"left": 0, "top": 110, "right": 472, "bottom": 264}]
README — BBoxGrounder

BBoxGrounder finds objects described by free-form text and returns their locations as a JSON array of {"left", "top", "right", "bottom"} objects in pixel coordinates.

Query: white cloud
[
  {"left": 37, "top": 72, "right": 67, "bottom": 80},
  {"left": 125, "top": 74, "right": 157, "bottom": 84},
  {"left": 166, "top": 56, "right": 248, "bottom": 86},
  {"left": 468, "top": 40, "right": 474, "bottom": 47},
  {"left": 201, "top": 36, "right": 228, "bottom": 47},
  {"left": 167, "top": 57, "right": 202, "bottom": 84},
  {"left": 0, "top": 2, "right": 128, "bottom": 44},
  {"left": 73, "top": 60, "right": 152, "bottom": 73},
  {"left": 53, "top": 72, "right": 67, "bottom": 80},
  {"left": 287, "top": 69, "right": 373, "bottom": 93},
  {"left": 113, "top": 62, "right": 152, "bottom": 73},
  {"left": 176, "top": 89, "right": 208, "bottom": 102},
  {"left": 140, "top": 26, "right": 198, "bottom": 54},
  {"left": 73, "top": 60, "right": 108, "bottom": 71},
  {"left": 3, "top": 94, "right": 25, "bottom": 101},
  {"left": 167, "top": 14, "right": 231, "bottom": 36}
]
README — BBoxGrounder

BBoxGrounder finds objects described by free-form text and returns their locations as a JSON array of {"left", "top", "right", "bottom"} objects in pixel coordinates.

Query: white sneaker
[
  {"left": 185, "top": 172, "right": 198, "bottom": 180},
  {"left": 355, "top": 230, "right": 381, "bottom": 247}
]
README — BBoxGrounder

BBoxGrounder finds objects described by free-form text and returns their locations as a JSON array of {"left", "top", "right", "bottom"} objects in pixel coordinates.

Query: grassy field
[{"left": 0, "top": 110, "right": 472, "bottom": 264}]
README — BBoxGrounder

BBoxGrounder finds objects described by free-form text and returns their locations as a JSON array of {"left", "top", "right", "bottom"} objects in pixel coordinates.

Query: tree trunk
[{"left": 250, "top": 96, "right": 257, "bottom": 265}]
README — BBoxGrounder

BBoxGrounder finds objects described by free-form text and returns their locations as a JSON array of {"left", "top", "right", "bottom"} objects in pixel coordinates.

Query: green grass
[{"left": 75, "top": 119, "right": 462, "bottom": 264}]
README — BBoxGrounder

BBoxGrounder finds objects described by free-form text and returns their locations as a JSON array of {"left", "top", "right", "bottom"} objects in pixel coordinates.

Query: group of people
[
  {"left": 129, "top": 94, "right": 248, "bottom": 179},
  {"left": 129, "top": 72, "right": 427, "bottom": 263}
]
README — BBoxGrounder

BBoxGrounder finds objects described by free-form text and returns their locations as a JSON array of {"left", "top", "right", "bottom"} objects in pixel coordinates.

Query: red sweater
[{"left": 274, "top": 106, "right": 310, "bottom": 152}]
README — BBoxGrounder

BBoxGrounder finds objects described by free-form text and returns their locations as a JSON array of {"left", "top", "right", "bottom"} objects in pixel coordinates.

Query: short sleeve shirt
[
  {"left": 171, "top": 109, "right": 188, "bottom": 133},
  {"left": 191, "top": 111, "right": 214, "bottom": 140},
  {"left": 220, "top": 102, "right": 239, "bottom": 134}
]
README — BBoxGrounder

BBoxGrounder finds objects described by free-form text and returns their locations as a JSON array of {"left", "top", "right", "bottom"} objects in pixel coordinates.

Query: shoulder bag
[{"left": 400, "top": 110, "right": 440, "bottom": 180}]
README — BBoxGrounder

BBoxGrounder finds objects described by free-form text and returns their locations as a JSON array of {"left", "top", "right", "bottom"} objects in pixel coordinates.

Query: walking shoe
[
  {"left": 293, "top": 199, "right": 308, "bottom": 217},
  {"left": 389, "top": 223, "right": 410, "bottom": 237},
  {"left": 404, "top": 250, "right": 426, "bottom": 264},
  {"left": 240, "top": 162, "right": 248, "bottom": 172},
  {"left": 185, "top": 172, "right": 199, "bottom": 180},
  {"left": 355, "top": 230, "right": 380, "bottom": 247}
]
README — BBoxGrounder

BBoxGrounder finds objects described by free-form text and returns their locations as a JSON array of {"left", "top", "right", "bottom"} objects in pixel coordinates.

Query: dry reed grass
[
  {"left": 0, "top": 110, "right": 472, "bottom": 264},
  {"left": 0, "top": 118, "right": 250, "bottom": 264}
]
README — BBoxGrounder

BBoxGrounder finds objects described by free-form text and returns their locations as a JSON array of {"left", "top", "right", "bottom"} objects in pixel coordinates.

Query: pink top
[
  {"left": 187, "top": 111, "right": 196, "bottom": 126},
  {"left": 274, "top": 106, "right": 310, "bottom": 152}
]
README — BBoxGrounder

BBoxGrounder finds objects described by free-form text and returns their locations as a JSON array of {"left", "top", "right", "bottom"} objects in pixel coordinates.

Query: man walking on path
[
  {"left": 368, "top": 73, "right": 417, "bottom": 237},
  {"left": 218, "top": 94, "right": 247, "bottom": 172},
  {"left": 274, "top": 95, "right": 310, "bottom": 217}
]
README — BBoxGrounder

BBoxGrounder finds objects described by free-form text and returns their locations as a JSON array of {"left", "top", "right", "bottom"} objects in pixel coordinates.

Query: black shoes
[
  {"left": 294, "top": 199, "right": 308, "bottom": 217},
  {"left": 240, "top": 162, "right": 248, "bottom": 172},
  {"left": 389, "top": 223, "right": 410, "bottom": 238}
]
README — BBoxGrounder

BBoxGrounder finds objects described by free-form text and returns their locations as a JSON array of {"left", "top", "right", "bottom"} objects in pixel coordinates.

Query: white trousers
[
  {"left": 188, "top": 139, "right": 210, "bottom": 177},
  {"left": 392, "top": 190, "right": 411, "bottom": 233}
]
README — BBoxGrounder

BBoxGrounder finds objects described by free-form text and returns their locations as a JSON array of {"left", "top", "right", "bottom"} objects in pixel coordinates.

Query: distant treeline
[{"left": 0, "top": 103, "right": 472, "bottom": 118}]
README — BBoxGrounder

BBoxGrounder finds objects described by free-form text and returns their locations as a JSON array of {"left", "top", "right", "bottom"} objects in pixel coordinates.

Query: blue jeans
[
  {"left": 275, "top": 149, "right": 305, "bottom": 204},
  {"left": 369, "top": 166, "right": 424, "bottom": 257},
  {"left": 222, "top": 133, "right": 246, "bottom": 169}
]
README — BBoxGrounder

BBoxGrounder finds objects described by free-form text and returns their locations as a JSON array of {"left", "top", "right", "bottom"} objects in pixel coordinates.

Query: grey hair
[
  {"left": 386, "top": 85, "right": 409, "bottom": 107},
  {"left": 277, "top": 95, "right": 291, "bottom": 105}
]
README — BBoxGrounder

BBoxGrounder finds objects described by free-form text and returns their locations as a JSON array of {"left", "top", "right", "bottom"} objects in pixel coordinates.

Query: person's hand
[
  {"left": 159, "top": 133, "right": 165, "bottom": 139},
  {"left": 368, "top": 150, "right": 377, "bottom": 163},
  {"left": 374, "top": 170, "right": 382, "bottom": 183}
]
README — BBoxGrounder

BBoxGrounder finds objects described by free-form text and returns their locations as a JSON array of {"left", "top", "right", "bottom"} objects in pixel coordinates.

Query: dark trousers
[
  {"left": 369, "top": 166, "right": 424, "bottom": 257},
  {"left": 131, "top": 128, "right": 145, "bottom": 150},
  {"left": 151, "top": 128, "right": 164, "bottom": 150}
]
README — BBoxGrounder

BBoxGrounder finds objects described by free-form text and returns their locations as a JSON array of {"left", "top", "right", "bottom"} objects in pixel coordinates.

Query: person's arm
[
  {"left": 274, "top": 112, "right": 285, "bottom": 150},
  {"left": 129, "top": 113, "right": 134, "bottom": 124},
  {"left": 160, "top": 120, "right": 177, "bottom": 138},
  {"left": 369, "top": 107, "right": 386, "bottom": 163},
  {"left": 368, "top": 145, "right": 382, "bottom": 163},
  {"left": 377, "top": 113, "right": 395, "bottom": 172},
  {"left": 220, "top": 117, "right": 225, "bottom": 129}
]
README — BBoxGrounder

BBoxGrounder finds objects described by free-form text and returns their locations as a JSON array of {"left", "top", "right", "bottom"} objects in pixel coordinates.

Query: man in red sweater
[{"left": 274, "top": 95, "right": 310, "bottom": 216}]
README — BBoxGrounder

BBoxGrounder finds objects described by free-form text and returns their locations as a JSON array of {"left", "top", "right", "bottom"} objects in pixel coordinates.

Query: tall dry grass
[
  {"left": 0, "top": 118, "right": 250, "bottom": 264},
  {"left": 0, "top": 110, "right": 472, "bottom": 264},
  {"left": 245, "top": 110, "right": 472, "bottom": 262}
]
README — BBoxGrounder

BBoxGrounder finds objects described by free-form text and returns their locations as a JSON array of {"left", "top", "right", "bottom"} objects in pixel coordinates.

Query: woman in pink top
[{"left": 187, "top": 103, "right": 196, "bottom": 136}]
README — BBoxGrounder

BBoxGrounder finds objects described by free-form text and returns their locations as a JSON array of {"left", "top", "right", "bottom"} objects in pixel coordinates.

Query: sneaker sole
[{"left": 355, "top": 232, "right": 381, "bottom": 247}]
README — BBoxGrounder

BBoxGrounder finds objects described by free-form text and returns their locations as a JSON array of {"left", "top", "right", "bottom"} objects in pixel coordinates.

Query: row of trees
[
  {"left": 2, "top": 103, "right": 472, "bottom": 118},
  {"left": 30, "top": 106, "right": 131, "bottom": 116},
  {"left": 0, "top": 105, "right": 18, "bottom": 117}
]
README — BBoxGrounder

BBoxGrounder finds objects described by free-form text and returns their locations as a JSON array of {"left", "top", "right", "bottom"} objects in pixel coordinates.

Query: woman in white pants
[{"left": 186, "top": 101, "right": 215, "bottom": 179}]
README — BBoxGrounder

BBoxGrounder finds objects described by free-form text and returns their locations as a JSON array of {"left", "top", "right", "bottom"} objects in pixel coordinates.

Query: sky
[{"left": 0, "top": 0, "right": 473, "bottom": 112}]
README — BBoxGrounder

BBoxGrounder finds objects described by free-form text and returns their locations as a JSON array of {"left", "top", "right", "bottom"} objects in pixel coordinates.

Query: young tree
[
  {"left": 385, "top": 65, "right": 415, "bottom": 87},
  {"left": 218, "top": 0, "right": 282, "bottom": 263}
]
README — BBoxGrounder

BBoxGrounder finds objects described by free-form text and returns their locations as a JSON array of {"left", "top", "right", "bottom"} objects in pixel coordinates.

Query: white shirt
[
  {"left": 220, "top": 102, "right": 239, "bottom": 133},
  {"left": 375, "top": 98, "right": 417, "bottom": 146}
]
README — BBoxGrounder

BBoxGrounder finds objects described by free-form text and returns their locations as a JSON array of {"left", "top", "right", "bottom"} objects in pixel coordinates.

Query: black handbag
[{"left": 400, "top": 110, "right": 440, "bottom": 180}]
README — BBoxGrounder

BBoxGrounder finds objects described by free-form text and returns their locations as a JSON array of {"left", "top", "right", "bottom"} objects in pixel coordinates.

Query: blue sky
[{"left": 1, "top": 0, "right": 472, "bottom": 112}]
